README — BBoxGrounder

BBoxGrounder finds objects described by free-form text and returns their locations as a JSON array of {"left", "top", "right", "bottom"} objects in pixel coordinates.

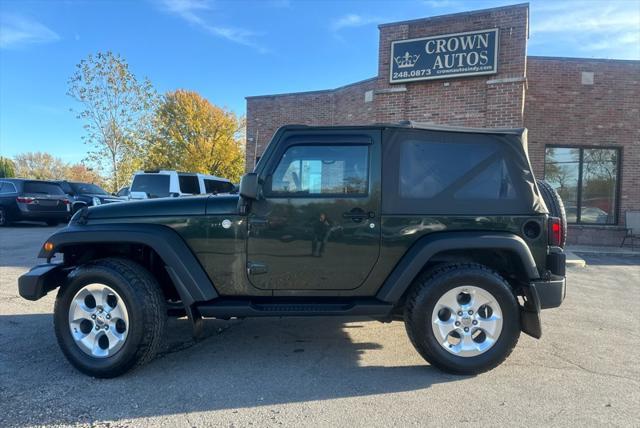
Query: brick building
[{"left": 245, "top": 3, "right": 639, "bottom": 246}]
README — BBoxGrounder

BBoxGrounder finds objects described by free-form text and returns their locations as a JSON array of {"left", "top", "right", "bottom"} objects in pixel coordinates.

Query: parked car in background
[
  {"left": 128, "top": 170, "right": 234, "bottom": 199},
  {"left": 0, "top": 179, "right": 70, "bottom": 226},
  {"left": 115, "top": 186, "right": 129, "bottom": 199},
  {"left": 57, "top": 181, "right": 123, "bottom": 213}
]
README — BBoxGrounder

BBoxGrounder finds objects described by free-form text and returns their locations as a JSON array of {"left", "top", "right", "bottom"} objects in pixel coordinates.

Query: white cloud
[
  {"left": 0, "top": 14, "right": 60, "bottom": 49},
  {"left": 423, "top": 0, "right": 460, "bottom": 8},
  {"left": 159, "top": 0, "right": 267, "bottom": 52},
  {"left": 530, "top": 0, "right": 640, "bottom": 59},
  {"left": 330, "top": 14, "right": 380, "bottom": 32}
]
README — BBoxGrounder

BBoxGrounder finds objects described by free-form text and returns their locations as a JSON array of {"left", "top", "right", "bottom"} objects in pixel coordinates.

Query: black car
[
  {"left": 56, "top": 181, "right": 123, "bottom": 213},
  {"left": 0, "top": 179, "right": 71, "bottom": 226}
]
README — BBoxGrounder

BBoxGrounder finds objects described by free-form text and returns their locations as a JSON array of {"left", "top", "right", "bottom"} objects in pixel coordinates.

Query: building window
[{"left": 544, "top": 147, "right": 620, "bottom": 225}]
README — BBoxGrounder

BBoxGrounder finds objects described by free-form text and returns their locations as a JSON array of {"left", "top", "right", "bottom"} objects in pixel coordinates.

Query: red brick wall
[
  {"left": 375, "top": 3, "right": 528, "bottom": 127},
  {"left": 525, "top": 57, "right": 640, "bottom": 243},
  {"left": 245, "top": 78, "right": 376, "bottom": 170}
]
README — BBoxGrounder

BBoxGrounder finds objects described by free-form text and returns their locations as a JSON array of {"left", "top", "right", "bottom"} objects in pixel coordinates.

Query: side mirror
[{"left": 239, "top": 173, "right": 259, "bottom": 200}]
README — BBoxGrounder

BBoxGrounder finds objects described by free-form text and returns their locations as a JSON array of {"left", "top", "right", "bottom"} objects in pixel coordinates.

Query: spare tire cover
[{"left": 536, "top": 179, "right": 567, "bottom": 248}]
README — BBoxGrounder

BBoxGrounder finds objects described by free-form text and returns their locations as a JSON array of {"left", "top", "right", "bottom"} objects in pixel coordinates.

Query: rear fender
[{"left": 376, "top": 231, "right": 539, "bottom": 303}]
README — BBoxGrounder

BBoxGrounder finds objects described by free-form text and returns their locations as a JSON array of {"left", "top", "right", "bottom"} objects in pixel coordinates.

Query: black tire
[
  {"left": 536, "top": 179, "right": 567, "bottom": 248},
  {"left": 72, "top": 202, "right": 86, "bottom": 214},
  {"left": 54, "top": 258, "right": 166, "bottom": 378},
  {"left": 0, "top": 207, "right": 9, "bottom": 227},
  {"left": 46, "top": 220, "right": 60, "bottom": 227},
  {"left": 404, "top": 263, "right": 520, "bottom": 375}
]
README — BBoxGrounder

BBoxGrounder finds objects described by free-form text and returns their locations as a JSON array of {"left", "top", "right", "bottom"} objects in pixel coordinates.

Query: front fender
[
  {"left": 376, "top": 231, "right": 539, "bottom": 303},
  {"left": 37, "top": 223, "right": 218, "bottom": 305}
]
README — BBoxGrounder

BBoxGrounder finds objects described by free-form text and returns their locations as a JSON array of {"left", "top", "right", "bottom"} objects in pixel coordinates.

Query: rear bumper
[
  {"left": 16, "top": 210, "right": 70, "bottom": 221},
  {"left": 520, "top": 274, "right": 566, "bottom": 339},
  {"left": 18, "top": 263, "right": 66, "bottom": 301},
  {"left": 530, "top": 276, "right": 566, "bottom": 309}
]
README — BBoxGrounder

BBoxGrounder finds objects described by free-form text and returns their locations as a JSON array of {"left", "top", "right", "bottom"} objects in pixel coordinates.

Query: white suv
[{"left": 128, "top": 171, "right": 234, "bottom": 199}]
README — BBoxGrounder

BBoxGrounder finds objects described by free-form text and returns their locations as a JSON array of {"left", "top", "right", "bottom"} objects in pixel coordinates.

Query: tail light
[
  {"left": 62, "top": 199, "right": 71, "bottom": 205},
  {"left": 548, "top": 216, "right": 562, "bottom": 247},
  {"left": 16, "top": 197, "right": 35, "bottom": 204}
]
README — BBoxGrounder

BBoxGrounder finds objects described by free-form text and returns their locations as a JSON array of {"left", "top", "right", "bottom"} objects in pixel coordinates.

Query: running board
[{"left": 195, "top": 298, "right": 393, "bottom": 319}]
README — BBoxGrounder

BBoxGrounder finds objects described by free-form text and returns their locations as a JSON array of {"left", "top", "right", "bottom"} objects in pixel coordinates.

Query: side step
[{"left": 196, "top": 298, "right": 393, "bottom": 319}]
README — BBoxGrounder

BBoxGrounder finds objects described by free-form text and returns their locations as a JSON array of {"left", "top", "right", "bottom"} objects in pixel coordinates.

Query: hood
[
  {"left": 84, "top": 194, "right": 239, "bottom": 220},
  {"left": 86, "top": 196, "right": 210, "bottom": 220}
]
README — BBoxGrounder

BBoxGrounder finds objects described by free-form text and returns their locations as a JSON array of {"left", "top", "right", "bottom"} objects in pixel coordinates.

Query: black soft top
[{"left": 269, "top": 123, "right": 547, "bottom": 215}]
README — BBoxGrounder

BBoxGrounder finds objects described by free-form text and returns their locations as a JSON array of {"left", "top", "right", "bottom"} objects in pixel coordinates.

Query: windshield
[
  {"left": 70, "top": 182, "right": 108, "bottom": 195},
  {"left": 131, "top": 174, "right": 170, "bottom": 198}
]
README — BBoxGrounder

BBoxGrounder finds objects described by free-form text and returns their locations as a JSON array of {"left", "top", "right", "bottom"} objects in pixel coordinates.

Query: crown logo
[{"left": 394, "top": 51, "right": 420, "bottom": 68}]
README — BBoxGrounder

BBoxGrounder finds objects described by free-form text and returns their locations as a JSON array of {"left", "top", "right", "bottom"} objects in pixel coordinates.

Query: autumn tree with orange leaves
[{"left": 145, "top": 90, "right": 245, "bottom": 182}]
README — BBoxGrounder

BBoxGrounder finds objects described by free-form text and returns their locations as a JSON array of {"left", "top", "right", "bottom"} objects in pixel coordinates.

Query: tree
[
  {"left": 145, "top": 90, "right": 245, "bottom": 182},
  {"left": 0, "top": 156, "right": 15, "bottom": 178},
  {"left": 65, "top": 163, "right": 104, "bottom": 186},
  {"left": 13, "top": 152, "right": 68, "bottom": 180},
  {"left": 12, "top": 152, "right": 105, "bottom": 186},
  {"left": 67, "top": 51, "right": 157, "bottom": 191}
]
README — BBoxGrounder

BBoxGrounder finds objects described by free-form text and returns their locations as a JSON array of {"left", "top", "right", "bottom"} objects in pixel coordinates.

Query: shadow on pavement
[
  {"left": 575, "top": 253, "right": 640, "bottom": 266},
  {"left": 0, "top": 221, "right": 61, "bottom": 228},
  {"left": 0, "top": 314, "right": 457, "bottom": 425}
]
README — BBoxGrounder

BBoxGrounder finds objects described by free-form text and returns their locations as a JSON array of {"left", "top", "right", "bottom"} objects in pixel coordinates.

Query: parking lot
[{"left": 1, "top": 225, "right": 639, "bottom": 427}]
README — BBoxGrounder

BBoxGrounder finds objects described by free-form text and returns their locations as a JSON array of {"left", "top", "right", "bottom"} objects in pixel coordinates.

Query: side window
[
  {"left": 204, "top": 179, "right": 233, "bottom": 194},
  {"left": 178, "top": 175, "right": 200, "bottom": 194},
  {"left": 399, "top": 139, "right": 515, "bottom": 200},
  {"left": 267, "top": 145, "right": 369, "bottom": 196}
]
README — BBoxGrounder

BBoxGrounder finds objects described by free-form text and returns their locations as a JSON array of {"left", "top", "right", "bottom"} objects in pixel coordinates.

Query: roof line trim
[
  {"left": 378, "top": 3, "right": 529, "bottom": 28},
  {"left": 246, "top": 77, "right": 377, "bottom": 100}
]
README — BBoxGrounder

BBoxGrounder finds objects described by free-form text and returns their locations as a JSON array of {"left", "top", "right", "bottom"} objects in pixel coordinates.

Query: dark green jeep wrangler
[{"left": 19, "top": 122, "right": 567, "bottom": 378}]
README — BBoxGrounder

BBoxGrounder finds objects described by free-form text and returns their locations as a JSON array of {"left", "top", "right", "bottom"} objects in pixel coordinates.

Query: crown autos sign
[{"left": 390, "top": 29, "right": 499, "bottom": 83}]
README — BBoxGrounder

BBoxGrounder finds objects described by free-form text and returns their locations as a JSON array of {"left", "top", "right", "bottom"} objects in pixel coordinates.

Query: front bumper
[{"left": 18, "top": 263, "right": 66, "bottom": 301}]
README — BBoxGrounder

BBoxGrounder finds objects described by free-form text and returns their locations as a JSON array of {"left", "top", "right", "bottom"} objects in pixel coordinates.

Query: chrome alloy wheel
[
  {"left": 431, "top": 286, "right": 503, "bottom": 357},
  {"left": 68, "top": 283, "right": 130, "bottom": 358}
]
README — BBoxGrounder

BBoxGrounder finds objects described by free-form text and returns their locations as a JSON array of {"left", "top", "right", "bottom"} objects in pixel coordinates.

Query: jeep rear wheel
[
  {"left": 54, "top": 258, "right": 166, "bottom": 378},
  {"left": 404, "top": 263, "right": 520, "bottom": 374}
]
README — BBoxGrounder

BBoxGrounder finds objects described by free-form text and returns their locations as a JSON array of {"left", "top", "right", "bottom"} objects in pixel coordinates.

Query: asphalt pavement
[{"left": 1, "top": 224, "right": 639, "bottom": 427}]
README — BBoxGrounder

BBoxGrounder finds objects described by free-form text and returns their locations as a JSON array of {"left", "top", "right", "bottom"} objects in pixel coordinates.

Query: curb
[{"left": 565, "top": 251, "right": 586, "bottom": 268}]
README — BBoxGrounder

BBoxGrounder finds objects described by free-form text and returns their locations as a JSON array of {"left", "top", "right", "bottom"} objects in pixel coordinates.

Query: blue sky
[{"left": 1, "top": 0, "right": 639, "bottom": 163}]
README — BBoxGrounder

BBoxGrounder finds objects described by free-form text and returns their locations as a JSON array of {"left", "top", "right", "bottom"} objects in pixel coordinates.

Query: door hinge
[{"left": 247, "top": 261, "right": 268, "bottom": 275}]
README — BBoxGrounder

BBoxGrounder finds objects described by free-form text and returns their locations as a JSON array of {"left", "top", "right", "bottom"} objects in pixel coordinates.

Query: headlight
[{"left": 92, "top": 197, "right": 101, "bottom": 206}]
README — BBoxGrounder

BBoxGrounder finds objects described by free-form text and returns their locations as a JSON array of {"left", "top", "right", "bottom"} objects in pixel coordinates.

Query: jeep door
[{"left": 247, "top": 131, "right": 381, "bottom": 291}]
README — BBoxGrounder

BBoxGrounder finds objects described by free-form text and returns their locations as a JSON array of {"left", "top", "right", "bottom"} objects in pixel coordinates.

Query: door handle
[{"left": 342, "top": 209, "right": 375, "bottom": 222}]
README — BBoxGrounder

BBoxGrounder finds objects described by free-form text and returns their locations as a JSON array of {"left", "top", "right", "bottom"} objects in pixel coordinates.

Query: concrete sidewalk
[{"left": 565, "top": 244, "right": 640, "bottom": 268}]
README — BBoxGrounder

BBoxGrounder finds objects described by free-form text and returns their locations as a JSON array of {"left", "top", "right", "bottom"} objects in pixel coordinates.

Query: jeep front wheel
[
  {"left": 53, "top": 258, "right": 166, "bottom": 378},
  {"left": 404, "top": 263, "right": 520, "bottom": 374}
]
